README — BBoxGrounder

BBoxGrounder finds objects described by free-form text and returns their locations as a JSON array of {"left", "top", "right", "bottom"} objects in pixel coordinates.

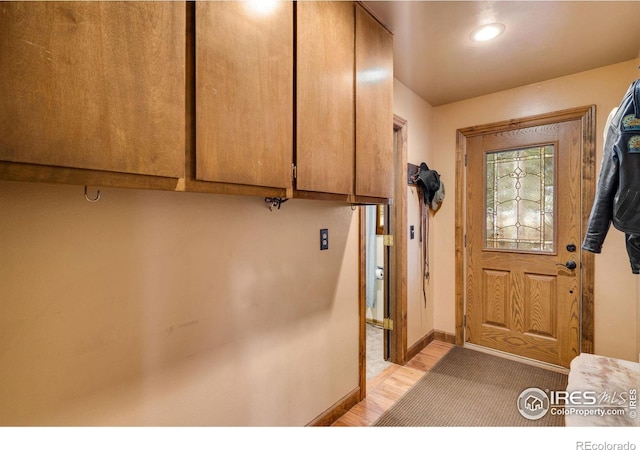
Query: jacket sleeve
[{"left": 582, "top": 133, "right": 619, "bottom": 253}]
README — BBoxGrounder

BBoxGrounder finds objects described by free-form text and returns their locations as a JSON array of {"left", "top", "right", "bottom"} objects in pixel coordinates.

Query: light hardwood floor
[{"left": 332, "top": 340, "right": 454, "bottom": 426}]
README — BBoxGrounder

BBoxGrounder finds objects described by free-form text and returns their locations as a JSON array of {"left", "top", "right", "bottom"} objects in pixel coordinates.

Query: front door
[{"left": 465, "top": 117, "right": 583, "bottom": 368}]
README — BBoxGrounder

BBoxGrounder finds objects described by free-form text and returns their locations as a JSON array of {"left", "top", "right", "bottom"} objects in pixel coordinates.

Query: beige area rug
[{"left": 374, "top": 346, "right": 568, "bottom": 427}]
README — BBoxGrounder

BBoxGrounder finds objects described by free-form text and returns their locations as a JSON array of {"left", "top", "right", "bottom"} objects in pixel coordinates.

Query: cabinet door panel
[
  {"left": 0, "top": 2, "right": 185, "bottom": 178},
  {"left": 195, "top": 2, "right": 293, "bottom": 189},
  {"left": 355, "top": 5, "right": 394, "bottom": 199},
  {"left": 296, "top": 1, "right": 354, "bottom": 195}
]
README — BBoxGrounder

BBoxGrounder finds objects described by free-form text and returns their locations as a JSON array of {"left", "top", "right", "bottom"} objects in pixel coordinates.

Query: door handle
[{"left": 556, "top": 260, "right": 577, "bottom": 270}]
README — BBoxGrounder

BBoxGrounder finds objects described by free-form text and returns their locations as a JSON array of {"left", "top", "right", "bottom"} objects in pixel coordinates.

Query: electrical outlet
[{"left": 320, "top": 229, "right": 329, "bottom": 250}]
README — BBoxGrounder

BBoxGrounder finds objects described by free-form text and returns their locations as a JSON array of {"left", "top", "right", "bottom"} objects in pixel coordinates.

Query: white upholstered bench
[{"left": 565, "top": 353, "right": 639, "bottom": 426}]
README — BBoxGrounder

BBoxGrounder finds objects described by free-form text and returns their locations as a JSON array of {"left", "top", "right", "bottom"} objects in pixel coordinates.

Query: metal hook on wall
[
  {"left": 84, "top": 186, "right": 101, "bottom": 203},
  {"left": 264, "top": 197, "right": 288, "bottom": 211}
]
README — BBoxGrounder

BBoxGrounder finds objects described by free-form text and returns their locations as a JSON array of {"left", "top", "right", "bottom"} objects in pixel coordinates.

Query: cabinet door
[
  {"left": 0, "top": 2, "right": 185, "bottom": 178},
  {"left": 355, "top": 5, "right": 394, "bottom": 199},
  {"left": 296, "top": 1, "right": 355, "bottom": 195},
  {"left": 195, "top": 1, "right": 293, "bottom": 189}
]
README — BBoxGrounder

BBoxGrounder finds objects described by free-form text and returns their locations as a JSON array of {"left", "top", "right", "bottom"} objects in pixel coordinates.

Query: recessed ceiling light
[
  {"left": 470, "top": 23, "right": 506, "bottom": 42},
  {"left": 245, "top": 0, "right": 279, "bottom": 15}
]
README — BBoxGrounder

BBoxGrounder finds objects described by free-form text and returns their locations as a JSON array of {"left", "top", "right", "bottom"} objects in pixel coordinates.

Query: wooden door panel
[
  {"left": 476, "top": 269, "right": 560, "bottom": 355},
  {"left": 296, "top": 1, "right": 354, "bottom": 195},
  {"left": 482, "top": 269, "right": 510, "bottom": 329},
  {"left": 466, "top": 120, "right": 581, "bottom": 368},
  {"left": 523, "top": 273, "right": 557, "bottom": 338},
  {"left": 195, "top": 1, "right": 293, "bottom": 189},
  {"left": 355, "top": 4, "right": 394, "bottom": 199},
  {"left": 480, "top": 328, "right": 560, "bottom": 364},
  {"left": 0, "top": 1, "right": 185, "bottom": 178}
]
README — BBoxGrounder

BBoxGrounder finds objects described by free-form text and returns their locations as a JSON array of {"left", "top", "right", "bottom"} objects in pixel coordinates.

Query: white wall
[{"left": 0, "top": 181, "right": 359, "bottom": 425}]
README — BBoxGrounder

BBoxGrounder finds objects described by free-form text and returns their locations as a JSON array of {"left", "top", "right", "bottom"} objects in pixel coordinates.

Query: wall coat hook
[
  {"left": 84, "top": 186, "right": 101, "bottom": 203},
  {"left": 265, "top": 197, "right": 288, "bottom": 211}
]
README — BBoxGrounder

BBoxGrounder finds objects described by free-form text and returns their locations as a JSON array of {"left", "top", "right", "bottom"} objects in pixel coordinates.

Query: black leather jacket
[{"left": 583, "top": 80, "right": 640, "bottom": 253}]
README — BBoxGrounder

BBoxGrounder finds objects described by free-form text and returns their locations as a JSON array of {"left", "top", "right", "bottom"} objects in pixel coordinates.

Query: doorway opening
[
  {"left": 364, "top": 204, "right": 392, "bottom": 380},
  {"left": 359, "top": 114, "right": 408, "bottom": 399}
]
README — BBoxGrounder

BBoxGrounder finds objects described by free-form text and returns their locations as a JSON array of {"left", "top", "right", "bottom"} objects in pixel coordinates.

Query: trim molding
[
  {"left": 406, "top": 330, "right": 457, "bottom": 361},
  {"left": 358, "top": 207, "right": 367, "bottom": 400},
  {"left": 391, "top": 114, "right": 409, "bottom": 365},
  {"left": 358, "top": 115, "right": 409, "bottom": 401},
  {"left": 307, "top": 387, "right": 361, "bottom": 427},
  {"left": 434, "top": 330, "right": 456, "bottom": 344},
  {"left": 406, "top": 330, "right": 434, "bottom": 361}
]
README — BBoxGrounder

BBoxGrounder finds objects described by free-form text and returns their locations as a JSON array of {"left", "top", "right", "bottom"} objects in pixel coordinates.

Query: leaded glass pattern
[{"left": 485, "top": 145, "right": 555, "bottom": 252}]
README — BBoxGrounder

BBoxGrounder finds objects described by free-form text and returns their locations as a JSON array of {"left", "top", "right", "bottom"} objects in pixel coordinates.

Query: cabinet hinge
[
  {"left": 464, "top": 234, "right": 467, "bottom": 247},
  {"left": 383, "top": 318, "right": 394, "bottom": 331},
  {"left": 292, "top": 163, "right": 297, "bottom": 180},
  {"left": 464, "top": 154, "right": 467, "bottom": 166},
  {"left": 382, "top": 235, "right": 394, "bottom": 246},
  {"left": 463, "top": 315, "right": 467, "bottom": 328}
]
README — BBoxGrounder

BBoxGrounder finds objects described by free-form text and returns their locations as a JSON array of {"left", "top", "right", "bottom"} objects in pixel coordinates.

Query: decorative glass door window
[{"left": 485, "top": 145, "right": 555, "bottom": 252}]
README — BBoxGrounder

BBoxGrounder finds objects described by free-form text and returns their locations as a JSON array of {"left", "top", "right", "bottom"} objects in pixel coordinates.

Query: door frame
[
  {"left": 358, "top": 114, "right": 408, "bottom": 400},
  {"left": 454, "top": 105, "right": 596, "bottom": 354}
]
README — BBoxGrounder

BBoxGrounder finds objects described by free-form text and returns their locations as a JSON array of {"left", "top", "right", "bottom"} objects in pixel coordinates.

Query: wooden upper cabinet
[
  {"left": 355, "top": 4, "right": 394, "bottom": 199},
  {"left": 0, "top": 2, "right": 185, "bottom": 179},
  {"left": 195, "top": 1, "right": 293, "bottom": 190},
  {"left": 296, "top": 1, "right": 355, "bottom": 196}
]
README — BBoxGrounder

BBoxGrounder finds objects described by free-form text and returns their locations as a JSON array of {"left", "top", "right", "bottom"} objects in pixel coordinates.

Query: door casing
[
  {"left": 455, "top": 106, "right": 596, "bottom": 354},
  {"left": 358, "top": 114, "right": 408, "bottom": 400}
]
